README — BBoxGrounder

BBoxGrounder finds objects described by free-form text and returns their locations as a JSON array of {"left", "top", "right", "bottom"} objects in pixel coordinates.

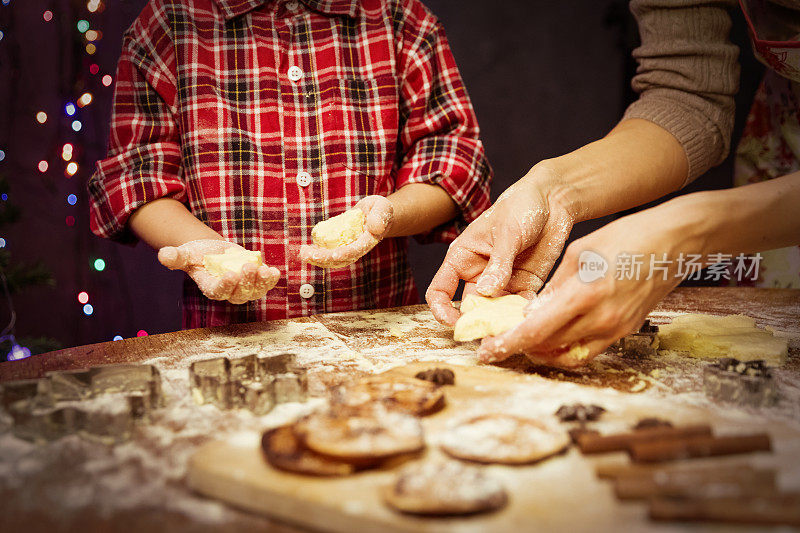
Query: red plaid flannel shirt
[{"left": 88, "top": 0, "right": 492, "bottom": 328}]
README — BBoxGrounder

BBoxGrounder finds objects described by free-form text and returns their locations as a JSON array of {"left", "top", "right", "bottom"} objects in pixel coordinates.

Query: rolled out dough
[
  {"left": 657, "top": 313, "right": 789, "bottom": 365},
  {"left": 202, "top": 248, "right": 262, "bottom": 277},
  {"left": 311, "top": 209, "right": 365, "bottom": 249},
  {"left": 453, "top": 294, "right": 528, "bottom": 342}
]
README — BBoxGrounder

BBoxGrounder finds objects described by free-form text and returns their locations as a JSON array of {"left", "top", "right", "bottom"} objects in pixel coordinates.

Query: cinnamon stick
[
  {"left": 596, "top": 462, "right": 754, "bottom": 480},
  {"left": 576, "top": 424, "right": 712, "bottom": 454},
  {"left": 649, "top": 494, "right": 800, "bottom": 527},
  {"left": 614, "top": 467, "right": 776, "bottom": 500},
  {"left": 630, "top": 433, "right": 771, "bottom": 463}
]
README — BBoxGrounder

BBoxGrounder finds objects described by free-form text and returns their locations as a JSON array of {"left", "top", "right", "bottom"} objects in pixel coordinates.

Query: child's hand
[
  {"left": 157, "top": 239, "right": 281, "bottom": 304},
  {"left": 299, "top": 195, "right": 393, "bottom": 268}
]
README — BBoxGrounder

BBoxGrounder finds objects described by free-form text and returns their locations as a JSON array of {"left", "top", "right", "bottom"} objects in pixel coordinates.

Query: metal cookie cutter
[
  {"left": 0, "top": 364, "right": 164, "bottom": 443},
  {"left": 614, "top": 319, "right": 659, "bottom": 357},
  {"left": 703, "top": 358, "right": 778, "bottom": 407},
  {"left": 189, "top": 352, "right": 307, "bottom": 415}
]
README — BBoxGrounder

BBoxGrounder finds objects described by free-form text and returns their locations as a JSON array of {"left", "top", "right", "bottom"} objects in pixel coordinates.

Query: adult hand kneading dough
[{"left": 454, "top": 294, "right": 591, "bottom": 365}]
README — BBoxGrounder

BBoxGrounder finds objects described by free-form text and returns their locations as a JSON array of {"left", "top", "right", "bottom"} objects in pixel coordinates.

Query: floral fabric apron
[{"left": 734, "top": 0, "right": 800, "bottom": 287}]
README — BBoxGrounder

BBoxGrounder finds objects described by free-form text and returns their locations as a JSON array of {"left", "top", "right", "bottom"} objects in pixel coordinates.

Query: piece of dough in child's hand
[
  {"left": 202, "top": 247, "right": 262, "bottom": 277},
  {"left": 454, "top": 294, "right": 528, "bottom": 342},
  {"left": 657, "top": 313, "right": 789, "bottom": 365},
  {"left": 311, "top": 209, "right": 365, "bottom": 249}
]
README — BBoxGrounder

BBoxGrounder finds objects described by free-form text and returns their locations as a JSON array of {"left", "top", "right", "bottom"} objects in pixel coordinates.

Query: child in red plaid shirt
[{"left": 89, "top": 0, "right": 491, "bottom": 328}]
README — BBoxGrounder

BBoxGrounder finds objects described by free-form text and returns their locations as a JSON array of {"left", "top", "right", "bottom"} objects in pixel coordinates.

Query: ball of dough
[
  {"left": 202, "top": 247, "right": 263, "bottom": 277},
  {"left": 311, "top": 209, "right": 366, "bottom": 249},
  {"left": 454, "top": 294, "right": 529, "bottom": 342}
]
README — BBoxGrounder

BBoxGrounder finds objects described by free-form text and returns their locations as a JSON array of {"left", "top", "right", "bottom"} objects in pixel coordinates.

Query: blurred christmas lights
[
  {"left": 0, "top": 238, "right": 6, "bottom": 248},
  {"left": 9, "top": 0, "right": 123, "bottom": 335},
  {"left": 137, "top": 330, "right": 148, "bottom": 337},
  {"left": 7, "top": 343, "right": 31, "bottom": 361},
  {"left": 113, "top": 335, "right": 123, "bottom": 341},
  {"left": 78, "top": 92, "right": 93, "bottom": 107},
  {"left": 0, "top": 149, "right": 5, "bottom": 161}
]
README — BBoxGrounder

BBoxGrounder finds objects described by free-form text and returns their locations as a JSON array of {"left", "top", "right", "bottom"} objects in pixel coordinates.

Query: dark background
[{"left": 0, "top": 0, "right": 763, "bottom": 355}]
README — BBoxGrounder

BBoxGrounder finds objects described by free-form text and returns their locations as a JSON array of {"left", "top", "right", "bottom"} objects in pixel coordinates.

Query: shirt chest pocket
[{"left": 318, "top": 75, "right": 399, "bottom": 179}]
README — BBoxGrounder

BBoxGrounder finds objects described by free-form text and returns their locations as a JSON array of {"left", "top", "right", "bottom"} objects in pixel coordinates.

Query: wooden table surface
[
  {"left": 2, "top": 287, "right": 798, "bottom": 383},
  {"left": 0, "top": 287, "right": 798, "bottom": 533}
]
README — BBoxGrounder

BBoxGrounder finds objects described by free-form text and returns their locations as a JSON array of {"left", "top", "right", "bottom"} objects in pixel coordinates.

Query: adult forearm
[
  {"left": 528, "top": 118, "right": 688, "bottom": 223},
  {"left": 671, "top": 173, "right": 800, "bottom": 257},
  {"left": 386, "top": 183, "right": 458, "bottom": 238},
  {"left": 128, "top": 198, "right": 224, "bottom": 250}
]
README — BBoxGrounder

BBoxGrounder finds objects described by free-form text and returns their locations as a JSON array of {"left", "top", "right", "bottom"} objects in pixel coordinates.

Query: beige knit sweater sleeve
[{"left": 623, "top": 0, "right": 741, "bottom": 184}]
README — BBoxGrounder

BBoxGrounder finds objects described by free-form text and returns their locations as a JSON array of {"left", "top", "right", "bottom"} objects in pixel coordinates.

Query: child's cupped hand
[
  {"left": 299, "top": 195, "right": 393, "bottom": 269},
  {"left": 157, "top": 239, "right": 281, "bottom": 304}
]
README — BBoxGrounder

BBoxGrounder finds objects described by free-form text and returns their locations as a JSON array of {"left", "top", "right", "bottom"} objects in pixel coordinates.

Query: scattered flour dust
[
  {"left": 440, "top": 415, "right": 565, "bottom": 460},
  {"left": 0, "top": 346, "right": 330, "bottom": 525},
  {"left": 391, "top": 458, "right": 505, "bottom": 505},
  {"left": 1, "top": 306, "right": 798, "bottom": 526}
]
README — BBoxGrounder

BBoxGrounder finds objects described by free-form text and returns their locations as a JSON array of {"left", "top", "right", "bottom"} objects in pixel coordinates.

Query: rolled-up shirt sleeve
[
  {"left": 88, "top": 16, "right": 184, "bottom": 244},
  {"left": 394, "top": 4, "right": 492, "bottom": 243},
  {"left": 623, "top": 0, "right": 740, "bottom": 184}
]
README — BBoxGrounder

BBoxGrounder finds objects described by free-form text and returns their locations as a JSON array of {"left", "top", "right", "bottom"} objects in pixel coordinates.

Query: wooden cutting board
[{"left": 186, "top": 362, "right": 778, "bottom": 533}]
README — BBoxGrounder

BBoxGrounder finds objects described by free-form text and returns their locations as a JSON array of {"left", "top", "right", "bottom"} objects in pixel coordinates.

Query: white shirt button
[
  {"left": 286, "top": 0, "right": 299, "bottom": 11},
  {"left": 299, "top": 283, "right": 315, "bottom": 299},
  {"left": 296, "top": 172, "right": 312, "bottom": 187},
  {"left": 287, "top": 66, "right": 303, "bottom": 82}
]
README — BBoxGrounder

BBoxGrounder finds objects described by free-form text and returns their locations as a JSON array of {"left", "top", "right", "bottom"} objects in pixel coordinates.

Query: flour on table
[{"left": 1, "top": 304, "right": 798, "bottom": 529}]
